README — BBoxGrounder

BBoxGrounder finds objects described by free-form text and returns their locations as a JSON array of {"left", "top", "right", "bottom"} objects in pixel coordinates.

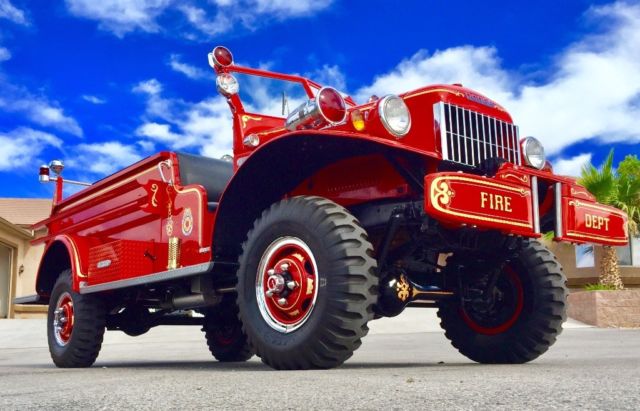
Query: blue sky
[{"left": 0, "top": 0, "right": 638, "bottom": 198}]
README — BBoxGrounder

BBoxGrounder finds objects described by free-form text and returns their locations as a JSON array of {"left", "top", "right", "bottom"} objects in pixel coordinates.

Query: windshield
[{"left": 235, "top": 73, "right": 310, "bottom": 118}]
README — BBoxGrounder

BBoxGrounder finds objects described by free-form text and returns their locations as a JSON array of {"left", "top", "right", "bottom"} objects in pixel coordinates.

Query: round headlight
[
  {"left": 378, "top": 95, "right": 411, "bottom": 138},
  {"left": 216, "top": 73, "right": 239, "bottom": 97},
  {"left": 522, "top": 137, "right": 546, "bottom": 169}
]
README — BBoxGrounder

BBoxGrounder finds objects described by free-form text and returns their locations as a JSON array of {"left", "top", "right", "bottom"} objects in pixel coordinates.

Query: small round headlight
[
  {"left": 521, "top": 137, "right": 546, "bottom": 169},
  {"left": 216, "top": 73, "right": 239, "bottom": 97},
  {"left": 378, "top": 95, "right": 411, "bottom": 138}
]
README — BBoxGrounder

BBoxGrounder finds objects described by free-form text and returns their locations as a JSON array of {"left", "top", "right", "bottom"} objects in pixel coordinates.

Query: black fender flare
[{"left": 212, "top": 132, "right": 429, "bottom": 261}]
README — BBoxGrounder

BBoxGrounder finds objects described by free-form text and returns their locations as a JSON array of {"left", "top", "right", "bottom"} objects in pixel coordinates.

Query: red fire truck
[{"left": 16, "top": 46, "right": 628, "bottom": 370}]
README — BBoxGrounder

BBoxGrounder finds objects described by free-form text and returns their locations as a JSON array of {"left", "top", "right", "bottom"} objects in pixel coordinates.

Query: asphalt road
[{"left": 1, "top": 311, "right": 639, "bottom": 410}]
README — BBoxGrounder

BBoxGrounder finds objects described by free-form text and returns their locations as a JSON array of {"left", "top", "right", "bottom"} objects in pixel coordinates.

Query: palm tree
[{"left": 578, "top": 150, "right": 640, "bottom": 290}]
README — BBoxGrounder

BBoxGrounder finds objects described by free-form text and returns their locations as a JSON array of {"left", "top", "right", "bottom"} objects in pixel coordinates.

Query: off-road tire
[
  {"left": 203, "top": 303, "right": 253, "bottom": 362},
  {"left": 438, "top": 240, "right": 567, "bottom": 363},
  {"left": 237, "top": 196, "right": 378, "bottom": 370},
  {"left": 48, "top": 270, "right": 106, "bottom": 368}
]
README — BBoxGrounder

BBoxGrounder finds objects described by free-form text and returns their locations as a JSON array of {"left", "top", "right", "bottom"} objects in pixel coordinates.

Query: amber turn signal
[{"left": 350, "top": 109, "right": 365, "bottom": 131}]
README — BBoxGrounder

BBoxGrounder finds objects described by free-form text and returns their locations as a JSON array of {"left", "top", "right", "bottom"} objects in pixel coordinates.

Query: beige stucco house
[{"left": 0, "top": 198, "right": 51, "bottom": 319}]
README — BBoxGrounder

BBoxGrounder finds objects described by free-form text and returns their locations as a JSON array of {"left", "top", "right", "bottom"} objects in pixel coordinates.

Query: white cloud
[
  {"left": 74, "top": 141, "right": 143, "bottom": 175},
  {"left": 356, "top": 1, "right": 640, "bottom": 156},
  {"left": 0, "top": 0, "right": 29, "bottom": 25},
  {"left": 136, "top": 122, "right": 181, "bottom": 143},
  {"left": 307, "top": 64, "right": 346, "bottom": 91},
  {"left": 133, "top": 78, "right": 163, "bottom": 95},
  {"left": 0, "top": 89, "right": 83, "bottom": 137},
  {"left": 168, "top": 54, "right": 209, "bottom": 80},
  {"left": 0, "top": 127, "right": 62, "bottom": 170},
  {"left": 81, "top": 95, "right": 106, "bottom": 104},
  {"left": 0, "top": 47, "right": 11, "bottom": 62},
  {"left": 253, "top": 0, "right": 333, "bottom": 16},
  {"left": 553, "top": 153, "right": 592, "bottom": 177},
  {"left": 136, "top": 140, "right": 155, "bottom": 152},
  {"left": 65, "top": 0, "right": 172, "bottom": 37},
  {"left": 177, "top": 4, "right": 233, "bottom": 37},
  {"left": 133, "top": 78, "right": 234, "bottom": 158},
  {"left": 65, "top": 0, "right": 333, "bottom": 39}
]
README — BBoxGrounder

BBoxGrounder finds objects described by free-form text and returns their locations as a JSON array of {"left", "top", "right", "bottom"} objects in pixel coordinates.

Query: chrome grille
[{"left": 434, "top": 102, "right": 521, "bottom": 167}]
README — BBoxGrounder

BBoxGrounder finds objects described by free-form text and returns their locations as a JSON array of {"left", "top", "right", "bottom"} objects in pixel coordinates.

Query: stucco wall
[
  {"left": 0, "top": 226, "right": 47, "bottom": 318},
  {"left": 546, "top": 240, "right": 640, "bottom": 289}
]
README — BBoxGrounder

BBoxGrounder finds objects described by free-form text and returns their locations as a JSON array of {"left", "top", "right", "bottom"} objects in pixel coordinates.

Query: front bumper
[{"left": 424, "top": 167, "right": 628, "bottom": 246}]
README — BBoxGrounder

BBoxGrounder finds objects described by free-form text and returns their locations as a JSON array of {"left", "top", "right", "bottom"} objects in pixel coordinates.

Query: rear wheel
[
  {"left": 438, "top": 240, "right": 567, "bottom": 363},
  {"left": 237, "top": 196, "right": 378, "bottom": 370},
  {"left": 203, "top": 302, "right": 253, "bottom": 362},
  {"left": 47, "top": 270, "right": 106, "bottom": 368}
]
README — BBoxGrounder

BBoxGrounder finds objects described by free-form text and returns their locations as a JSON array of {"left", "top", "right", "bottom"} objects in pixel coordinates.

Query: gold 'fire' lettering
[
  {"left": 585, "top": 214, "right": 609, "bottom": 231},
  {"left": 480, "top": 192, "right": 513, "bottom": 213}
]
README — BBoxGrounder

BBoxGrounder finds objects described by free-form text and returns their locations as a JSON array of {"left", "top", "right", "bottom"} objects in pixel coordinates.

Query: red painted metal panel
[
  {"left": 425, "top": 172, "right": 535, "bottom": 236},
  {"left": 559, "top": 197, "right": 628, "bottom": 246},
  {"left": 88, "top": 240, "right": 155, "bottom": 285}
]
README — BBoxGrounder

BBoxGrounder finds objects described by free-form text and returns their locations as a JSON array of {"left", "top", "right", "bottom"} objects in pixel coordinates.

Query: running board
[
  {"left": 13, "top": 294, "right": 48, "bottom": 305},
  {"left": 79, "top": 262, "right": 214, "bottom": 294}
]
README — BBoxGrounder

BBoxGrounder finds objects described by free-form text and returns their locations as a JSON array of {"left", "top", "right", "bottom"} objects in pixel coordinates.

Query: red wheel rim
[
  {"left": 459, "top": 266, "right": 524, "bottom": 335},
  {"left": 256, "top": 237, "right": 319, "bottom": 333},
  {"left": 214, "top": 324, "right": 238, "bottom": 346},
  {"left": 53, "top": 292, "right": 74, "bottom": 346}
]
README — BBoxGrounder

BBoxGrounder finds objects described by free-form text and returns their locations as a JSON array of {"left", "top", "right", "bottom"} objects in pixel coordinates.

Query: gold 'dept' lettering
[
  {"left": 480, "top": 192, "right": 513, "bottom": 213},
  {"left": 585, "top": 214, "right": 609, "bottom": 231}
]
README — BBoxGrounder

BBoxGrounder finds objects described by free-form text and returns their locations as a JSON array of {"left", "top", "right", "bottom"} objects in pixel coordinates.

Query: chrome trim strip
[
  {"left": 474, "top": 113, "right": 481, "bottom": 166},
  {"left": 462, "top": 107, "right": 468, "bottom": 164},
  {"left": 446, "top": 103, "right": 453, "bottom": 159},
  {"left": 435, "top": 103, "right": 448, "bottom": 160},
  {"left": 531, "top": 176, "right": 540, "bottom": 234},
  {"left": 515, "top": 125, "right": 521, "bottom": 165},
  {"left": 456, "top": 106, "right": 462, "bottom": 162},
  {"left": 555, "top": 183, "right": 563, "bottom": 238},
  {"left": 481, "top": 114, "right": 487, "bottom": 159},
  {"left": 79, "top": 262, "right": 213, "bottom": 294},
  {"left": 492, "top": 117, "right": 498, "bottom": 159}
]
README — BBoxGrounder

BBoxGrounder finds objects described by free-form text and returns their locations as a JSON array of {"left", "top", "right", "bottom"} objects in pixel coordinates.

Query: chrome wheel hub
[{"left": 256, "top": 237, "right": 319, "bottom": 333}]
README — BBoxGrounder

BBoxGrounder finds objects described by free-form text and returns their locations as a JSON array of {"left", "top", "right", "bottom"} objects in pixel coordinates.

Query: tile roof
[{"left": 0, "top": 198, "right": 52, "bottom": 227}]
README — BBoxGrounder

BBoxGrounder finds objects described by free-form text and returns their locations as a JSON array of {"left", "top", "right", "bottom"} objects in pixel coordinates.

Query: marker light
[
  {"left": 351, "top": 109, "right": 365, "bottom": 131},
  {"left": 208, "top": 46, "right": 234, "bottom": 68},
  {"left": 50, "top": 160, "right": 64, "bottom": 176},
  {"left": 318, "top": 87, "right": 347, "bottom": 123},
  {"left": 521, "top": 137, "right": 546, "bottom": 170},
  {"left": 216, "top": 73, "right": 239, "bottom": 97},
  {"left": 378, "top": 95, "right": 411, "bottom": 138},
  {"left": 285, "top": 87, "right": 347, "bottom": 131},
  {"left": 39, "top": 164, "right": 50, "bottom": 183},
  {"left": 243, "top": 134, "right": 260, "bottom": 147}
]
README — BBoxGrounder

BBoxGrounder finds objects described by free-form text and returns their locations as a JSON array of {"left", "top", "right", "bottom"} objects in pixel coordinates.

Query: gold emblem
[
  {"left": 396, "top": 275, "right": 411, "bottom": 302},
  {"left": 165, "top": 219, "right": 174, "bottom": 236},
  {"left": 182, "top": 208, "right": 194, "bottom": 236},
  {"left": 241, "top": 114, "right": 263, "bottom": 128},
  {"left": 432, "top": 181, "right": 454, "bottom": 207},
  {"left": 500, "top": 173, "right": 529, "bottom": 184},
  {"left": 150, "top": 183, "right": 159, "bottom": 207}
]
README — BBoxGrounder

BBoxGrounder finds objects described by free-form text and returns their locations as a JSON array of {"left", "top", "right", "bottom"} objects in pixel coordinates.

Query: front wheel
[
  {"left": 438, "top": 240, "right": 567, "bottom": 364},
  {"left": 237, "top": 196, "right": 378, "bottom": 370}
]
